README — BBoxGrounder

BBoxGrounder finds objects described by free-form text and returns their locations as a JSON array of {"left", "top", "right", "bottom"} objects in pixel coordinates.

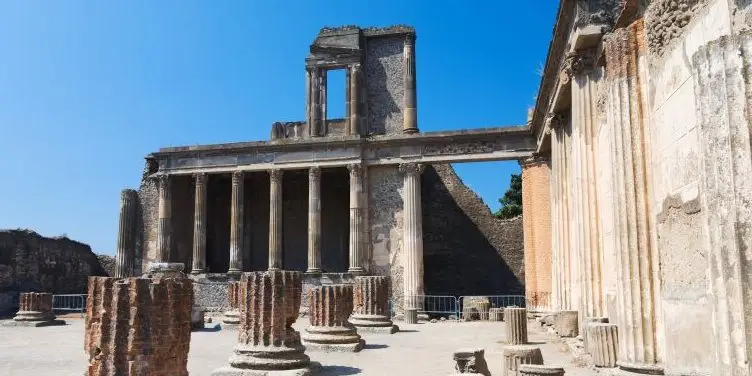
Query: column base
[
  {"left": 301, "top": 326, "right": 365, "bottom": 352},
  {"left": 211, "top": 362, "right": 321, "bottom": 376},
  {"left": 349, "top": 314, "right": 399, "bottom": 334},
  {"left": 347, "top": 267, "right": 365, "bottom": 275},
  {"left": 191, "top": 269, "right": 206, "bottom": 275},
  {"left": 1, "top": 319, "right": 66, "bottom": 327},
  {"left": 227, "top": 269, "right": 242, "bottom": 275},
  {"left": 304, "top": 268, "right": 322, "bottom": 275},
  {"left": 615, "top": 362, "right": 664, "bottom": 375}
]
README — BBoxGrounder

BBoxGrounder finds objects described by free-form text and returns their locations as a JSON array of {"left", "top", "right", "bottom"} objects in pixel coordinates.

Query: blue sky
[{"left": 0, "top": 1, "right": 558, "bottom": 254}]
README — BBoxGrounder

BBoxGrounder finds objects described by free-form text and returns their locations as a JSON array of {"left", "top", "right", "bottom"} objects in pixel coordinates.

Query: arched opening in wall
[{"left": 421, "top": 162, "right": 524, "bottom": 297}]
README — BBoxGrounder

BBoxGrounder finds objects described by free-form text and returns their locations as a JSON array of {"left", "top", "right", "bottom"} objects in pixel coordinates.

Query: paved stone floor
[{"left": 0, "top": 315, "right": 602, "bottom": 375}]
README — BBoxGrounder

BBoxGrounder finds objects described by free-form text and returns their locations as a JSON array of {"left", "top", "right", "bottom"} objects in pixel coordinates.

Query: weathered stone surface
[
  {"left": 192, "top": 305, "right": 206, "bottom": 330},
  {"left": 518, "top": 364, "right": 565, "bottom": 376},
  {"left": 349, "top": 276, "right": 398, "bottom": 333},
  {"left": 85, "top": 273, "right": 193, "bottom": 376},
  {"left": 96, "top": 254, "right": 116, "bottom": 277},
  {"left": 4, "top": 292, "right": 65, "bottom": 326},
  {"left": 453, "top": 348, "right": 491, "bottom": 376},
  {"left": 404, "top": 308, "right": 418, "bottom": 324},
  {"left": 504, "top": 307, "right": 528, "bottom": 344},
  {"left": 587, "top": 323, "right": 618, "bottom": 368},
  {"left": 555, "top": 310, "right": 578, "bottom": 338},
  {"left": 301, "top": 285, "right": 364, "bottom": 352},
  {"left": 0, "top": 229, "right": 107, "bottom": 315},
  {"left": 520, "top": 157, "right": 552, "bottom": 312},
  {"left": 502, "top": 345, "right": 544, "bottom": 376},
  {"left": 489, "top": 307, "right": 504, "bottom": 322},
  {"left": 212, "top": 271, "right": 319, "bottom": 376},
  {"left": 582, "top": 316, "right": 608, "bottom": 355},
  {"left": 223, "top": 281, "right": 240, "bottom": 326},
  {"left": 115, "top": 189, "right": 139, "bottom": 278}
]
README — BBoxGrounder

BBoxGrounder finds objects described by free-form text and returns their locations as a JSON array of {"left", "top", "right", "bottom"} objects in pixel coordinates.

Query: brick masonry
[{"left": 521, "top": 159, "right": 552, "bottom": 310}]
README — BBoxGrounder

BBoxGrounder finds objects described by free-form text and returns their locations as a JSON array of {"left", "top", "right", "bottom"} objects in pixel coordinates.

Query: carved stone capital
[
  {"left": 309, "top": 166, "right": 321, "bottom": 182},
  {"left": 399, "top": 162, "right": 424, "bottom": 176},
  {"left": 269, "top": 169, "right": 283, "bottom": 183},
  {"left": 347, "top": 163, "right": 363, "bottom": 179},
  {"left": 546, "top": 113, "right": 566, "bottom": 130},
  {"left": 232, "top": 171, "right": 244, "bottom": 186},
  {"left": 560, "top": 49, "right": 597, "bottom": 84}
]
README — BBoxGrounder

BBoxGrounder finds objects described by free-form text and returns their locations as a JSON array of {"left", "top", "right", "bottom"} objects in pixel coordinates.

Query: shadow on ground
[{"left": 318, "top": 365, "right": 361, "bottom": 376}]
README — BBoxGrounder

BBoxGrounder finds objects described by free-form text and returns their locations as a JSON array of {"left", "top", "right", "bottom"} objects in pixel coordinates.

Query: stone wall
[
  {"left": 365, "top": 36, "right": 405, "bottom": 135},
  {"left": 96, "top": 255, "right": 116, "bottom": 277},
  {"left": 0, "top": 229, "right": 107, "bottom": 314}
]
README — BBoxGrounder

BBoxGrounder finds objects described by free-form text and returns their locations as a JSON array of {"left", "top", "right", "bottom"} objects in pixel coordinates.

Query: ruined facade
[
  {"left": 528, "top": 1, "right": 752, "bottom": 375},
  {"left": 116, "top": 26, "right": 531, "bottom": 313}
]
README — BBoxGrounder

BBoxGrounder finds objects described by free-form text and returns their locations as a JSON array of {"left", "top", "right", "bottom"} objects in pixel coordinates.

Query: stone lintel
[{"left": 570, "top": 24, "right": 608, "bottom": 52}]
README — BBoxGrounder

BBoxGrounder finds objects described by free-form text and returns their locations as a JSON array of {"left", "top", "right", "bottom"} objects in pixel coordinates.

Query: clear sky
[{"left": 0, "top": 1, "right": 559, "bottom": 255}]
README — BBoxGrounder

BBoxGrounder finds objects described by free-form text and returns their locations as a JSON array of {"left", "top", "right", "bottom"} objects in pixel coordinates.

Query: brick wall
[{"left": 521, "top": 159, "right": 552, "bottom": 310}]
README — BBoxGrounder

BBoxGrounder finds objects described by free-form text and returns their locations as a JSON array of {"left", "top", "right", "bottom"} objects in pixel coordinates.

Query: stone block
[
  {"left": 192, "top": 305, "right": 205, "bottom": 330},
  {"left": 489, "top": 307, "right": 504, "bottom": 321},
  {"left": 453, "top": 348, "right": 491, "bottom": 376},
  {"left": 504, "top": 307, "right": 528, "bottom": 344},
  {"left": 518, "top": 364, "right": 565, "bottom": 376},
  {"left": 502, "top": 345, "right": 544, "bottom": 376},
  {"left": 554, "top": 310, "right": 578, "bottom": 337},
  {"left": 301, "top": 284, "right": 364, "bottom": 352},
  {"left": 349, "top": 276, "right": 398, "bottom": 333},
  {"left": 404, "top": 308, "right": 418, "bottom": 324},
  {"left": 587, "top": 323, "right": 618, "bottom": 368}
]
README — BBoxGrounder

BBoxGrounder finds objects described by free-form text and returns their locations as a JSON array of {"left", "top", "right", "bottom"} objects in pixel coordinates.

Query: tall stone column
[
  {"left": 603, "top": 20, "right": 662, "bottom": 374},
  {"left": 115, "top": 189, "right": 138, "bottom": 278},
  {"left": 347, "top": 164, "right": 365, "bottom": 274},
  {"left": 155, "top": 175, "right": 172, "bottom": 263},
  {"left": 229, "top": 171, "right": 244, "bottom": 274},
  {"left": 191, "top": 173, "right": 207, "bottom": 274},
  {"left": 309, "top": 68, "right": 323, "bottom": 137},
  {"left": 520, "top": 156, "right": 552, "bottom": 311},
  {"left": 350, "top": 63, "right": 361, "bottom": 136},
  {"left": 549, "top": 113, "right": 575, "bottom": 312},
  {"left": 693, "top": 31, "right": 752, "bottom": 376},
  {"left": 307, "top": 166, "right": 322, "bottom": 273},
  {"left": 403, "top": 35, "right": 418, "bottom": 134},
  {"left": 400, "top": 162, "right": 424, "bottom": 310},
  {"left": 268, "top": 169, "right": 283, "bottom": 270}
]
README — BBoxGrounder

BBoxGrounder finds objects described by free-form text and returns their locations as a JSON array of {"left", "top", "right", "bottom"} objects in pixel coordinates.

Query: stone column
[
  {"left": 268, "top": 169, "right": 283, "bottom": 270},
  {"left": 504, "top": 307, "right": 528, "bottom": 344},
  {"left": 310, "top": 68, "right": 323, "bottom": 137},
  {"left": 453, "top": 348, "right": 491, "bottom": 376},
  {"left": 400, "top": 162, "right": 424, "bottom": 310},
  {"left": 549, "top": 113, "right": 573, "bottom": 312},
  {"left": 211, "top": 271, "right": 318, "bottom": 375},
  {"left": 403, "top": 35, "right": 418, "bottom": 134},
  {"left": 155, "top": 175, "right": 172, "bottom": 263},
  {"left": 191, "top": 173, "right": 207, "bottom": 274},
  {"left": 603, "top": 20, "right": 662, "bottom": 375},
  {"left": 502, "top": 345, "right": 544, "bottom": 376},
  {"left": 587, "top": 323, "right": 619, "bottom": 368},
  {"left": 307, "top": 167, "right": 322, "bottom": 273},
  {"left": 11, "top": 292, "right": 63, "bottom": 326},
  {"left": 693, "top": 31, "right": 752, "bottom": 376},
  {"left": 301, "top": 284, "right": 364, "bottom": 352},
  {"left": 349, "top": 63, "right": 361, "bottom": 135},
  {"left": 115, "top": 189, "right": 138, "bottom": 278},
  {"left": 229, "top": 171, "right": 244, "bottom": 274},
  {"left": 222, "top": 281, "right": 240, "bottom": 326},
  {"left": 520, "top": 156, "right": 552, "bottom": 311},
  {"left": 555, "top": 310, "right": 579, "bottom": 338},
  {"left": 349, "top": 275, "right": 398, "bottom": 333},
  {"left": 347, "top": 164, "right": 365, "bottom": 274}
]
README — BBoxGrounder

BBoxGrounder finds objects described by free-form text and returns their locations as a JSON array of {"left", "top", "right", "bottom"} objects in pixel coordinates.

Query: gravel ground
[{"left": 0, "top": 315, "right": 601, "bottom": 376}]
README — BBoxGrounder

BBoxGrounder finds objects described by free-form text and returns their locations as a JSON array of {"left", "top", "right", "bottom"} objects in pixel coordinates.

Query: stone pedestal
[
  {"left": 349, "top": 276, "right": 398, "bottom": 334},
  {"left": 555, "top": 310, "right": 578, "bottom": 337},
  {"left": 85, "top": 271, "right": 193, "bottom": 376},
  {"left": 301, "top": 285, "right": 364, "bottom": 352},
  {"left": 212, "top": 271, "right": 319, "bottom": 376},
  {"left": 587, "top": 323, "right": 619, "bottom": 368},
  {"left": 404, "top": 308, "right": 418, "bottom": 324},
  {"left": 489, "top": 308, "right": 504, "bottom": 322},
  {"left": 582, "top": 316, "right": 608, "bottom": 355},
  {"left": 453, "top": 348, "right": 491, "bottom": 376},
  {"left": 518, "top": 365, "right": 565, "bottom": 376},
  {"left": 502, "top": 345, "right": 544, "bottom": 376},
  {"left": 504, "top": 307, "right": 528, "bottom": 344},
  {"left": 6, "top": 292, "right": 64, "bottom": 327},
  {"left": 223, "top": 281, "right": 241, "bottom": 327}
]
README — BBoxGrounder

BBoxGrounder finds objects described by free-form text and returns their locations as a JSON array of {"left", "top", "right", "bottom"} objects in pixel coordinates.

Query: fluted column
[
  {"left": 229, "top": 171, "right": 244, "bottom": 274},
  {"left": 693, "top": 31, "right": 752, "bottom": 376},
  {"left": 400, "top": 162, "right": 425, "bottom": 310},
  {"left": 403, "top": 35, "right": 418, "bottom": 134},
  {"left": 115, "top": 189, "right": 138, "bottom": 278},
  {"left": 156, "top": 175, "right": 172, "bottom": 263},
  {"left": 268, "top": 169, "right": 283, "bottom": 270},
  {"left": 603, "top": 20, "right": 662, "bottom": 374},
  {"left": 549, "top": 113, "right": 574, "bottom": 312},
  {"left": 347, "top": 164, "right": 365, "bottom": 274},
  {"left": 191, "top": 173, "right": 207, "bottom": 274},
  {"left": 301, "top": 284, "right": 364, "bottom": 352},
  {"left": 307, "top": 167, "right": 322, "bottom": 273},
  {"left": 309, "top": 68, "right": 323, "bottom": 137},
  {"left": 349, "top": 275, "right": 398, "bottom": 333},
  {"left": 349, "top": 64, "right": 361, "bottom": 136}
]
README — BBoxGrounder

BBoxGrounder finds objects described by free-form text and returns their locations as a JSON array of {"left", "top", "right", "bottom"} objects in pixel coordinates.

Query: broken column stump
[
  {"left": 404, "top": 308, "right": 418, "bottom": 324},
  {"left": 349, "top": 275, "right": 399, "bottom": 334},
  {"left": 211, "top": 271, "right": 319, "bottom": 376},
  {"left": 301, "top": 284, "right": 364, "bottom": 352},
  {"left": 85, "top": 269, "right": 193, "bottom": 376},
  {"left": 222, "top": 281, "right": 240, "bottom": 328},
  {"left": 502, "top": 345, "right": 544, "bottom": 376},
  {"left": 587, "top": 323, "right": 619, "bottom": 368},
  {"left": 518, "top": 364, "right": 565, "bottom": 376},
  {"left": 582, "top": 316, "right": 608, "bottom": 353},
  {"left": 6, "top": 292, "right": 65, "bottom": 327},
  {"left": 555, "top": 310, "right": 579, "bottom": 337},
  {"left": 504, "top": 307, "right": 528, "bottom": 344},
  {"left": 453, "top": 348, "right": 492, "bottom": 376},
  {"left": 489, "top": 307, "right": 504, "bottom": 321}
]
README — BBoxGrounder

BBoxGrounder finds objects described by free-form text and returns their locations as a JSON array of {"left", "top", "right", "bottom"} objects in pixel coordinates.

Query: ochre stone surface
[
  {"left": 350, "top": 275, "right": 398, "bottom": 333},
  {"left": 13, "top": 292, "right": 55, "bottom": 322},
  {"left": 302, "top": 284, "right": 364, "bottom": 352},
  {"left": 520, "top": 158, "right": 552, "bottom": 311}
]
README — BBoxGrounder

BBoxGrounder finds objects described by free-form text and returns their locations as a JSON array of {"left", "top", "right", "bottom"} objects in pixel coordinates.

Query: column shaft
[
  {"left": 155, "top": 175, "right": 172, "bottom": 263},
  {"left": 229, "top": 172, "right": 244, "bottom": 273},
  {"left": 307, "top": 167, "right": 322, "bottom": 273},
  {"left": 115, "top": 189, "right": 138, "bottom": 278},
  {"left": 403, "top": 35, "right": 418, "bottom": 134},
  {"left": 310, "top": 68, "right": 322, "bottom": 137},
  {"left": 191, "top": 173, "right": 207, "bottom": 274},
  {"left": 348, "top": 164, "right": 365, "bottom": 274},
  {"left": 268, "top": 169, "right": 283, "bottom": 270},
  {"left": 350, "top": 64, "right": 361, "bottom": 135},
  {"left": 400, "top": 162, "right": 424, "bottom": 309}
]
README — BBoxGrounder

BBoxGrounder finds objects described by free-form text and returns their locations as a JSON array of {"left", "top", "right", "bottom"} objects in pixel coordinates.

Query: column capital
[
  {"left": 399, "top": 162, "right": 425, "bottom": 176},
  {"left": 560, "top": 48, "right": 597, "bottom": 84},
  {"left": 269, "top": 169, "right": 283, "bottom": 183},
  {"left": 309, "top": 166, "right": 321, "bottom": 182},
  {"left": 519, "top": 154, "right": 551, "bottom": 168},
  {"left": 193, "top": 172, "right": 207, "bottom": 186},
  {"left": 232, "top": 171, "right": 244, "bottom": 185},
  {"left": 347, "top": 163, "right": 363, "bottom": 178},
  {"left": 156, "top": 174, "right": 171, "bottom": 191},
  {"left": 546, "top": 112, "right": 566, "bottom": 130}
]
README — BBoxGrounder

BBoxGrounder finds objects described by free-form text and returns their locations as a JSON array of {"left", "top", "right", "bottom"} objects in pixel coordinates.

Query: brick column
[
  {"left": 400, "top": 162, "right": 424, "bottom": 310},
  {"left": 302, "top": 284, "right": 364, "bottom": 352},
  {"left": 13, "top": 292, "right": 61, "bottom": 325},
  {"left": 115, "top": 189, "right": 138, "bottom": 278},
  {"left": 347, "top": 164, "right": 365, "bottom": 274},
  {"left": 229, "top": 171, "right": 244, "bottom": 274},
  {"left": 268, "top": 169, "right": 283, "bottom": 270},
  {"left": 403, "top": 34, "right": 418, "bottom": 134},
  {"left": 191, "top": 173, "right": 207, "bottom": 274},
  {"left": 520, "top": 156, "right": 552, "bottom": 312},
  {"left": 155, "top": 175, "right": 172, "bottom": 262},
  {"left": 349, "top": 275, "right": 398, "bottom": 333},
  {"left": 307, "top": 167, "right": 322, "bottom": 273}
]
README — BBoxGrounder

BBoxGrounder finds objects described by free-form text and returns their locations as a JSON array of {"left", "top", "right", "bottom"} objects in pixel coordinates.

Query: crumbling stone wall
[
  {"left": 0, "top": 229, "right": 107, "bottom": 315},
  {"left": 365, "top": 36, "right": 405, "bottom": 135},
  {"left": 96, "top": 255, "right": 116, "bottom": 277}
]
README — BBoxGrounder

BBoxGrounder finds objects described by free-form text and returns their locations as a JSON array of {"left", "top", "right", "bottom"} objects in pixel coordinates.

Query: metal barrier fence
[
  {"left": 396, "top": 295, "right": 527, "bottom": 320},
  {"left": 52, "top": 294, "right": 87, "bottom": 317}
]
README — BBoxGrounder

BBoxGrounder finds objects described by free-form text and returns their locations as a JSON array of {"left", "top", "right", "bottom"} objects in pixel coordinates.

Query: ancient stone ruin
[
  {"left": 453, "top": 348, "right": 491, "bottom": 376},
  {"left": 301, "top": 284, "right": 364, "bottom": 352},
  {"left": 3, "top": 292, "right": 65, "bottom": 327},
  {"left": 504, "top": 307, "right": 528, "bottom": 345},
  {"left": 222, "top": 280, "right": 240, "bottom": 327},
  {"left": 349, "top": 275, "right": 398, "bottom": 334}
]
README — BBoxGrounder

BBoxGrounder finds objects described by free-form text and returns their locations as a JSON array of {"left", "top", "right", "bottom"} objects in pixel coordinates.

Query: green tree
[{"left": 495, "top": 173, "right": 522, "bottom": 219}]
